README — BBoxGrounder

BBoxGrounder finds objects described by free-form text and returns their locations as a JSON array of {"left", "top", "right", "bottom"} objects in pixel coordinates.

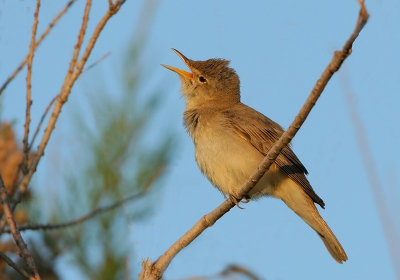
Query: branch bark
[
  {"left": 22, "top": 0, "right": 41, "bottom": 176},
  {"left": 64, "top": 0, "right": 92, "bottom": 87},
  {"left": 0, "top": 0, "right": 77, "bottom": 95},
  {"left": 4, "top": 191, "right": 142, "bottom": 232},
  {"left": 28, "top": 95, "right": 58, "bottom": 153},
  {"left": 0, "top": 250, "right": 30, "bottom": 279},
  {"left": 0, "top": 176, "right": 40, "bottom": 279},
  {"left": 139, "top": 2, "right": 369, "bottom": 279},
  {"left": 0, "top": 1, "right": 125, "bottom": 233}
]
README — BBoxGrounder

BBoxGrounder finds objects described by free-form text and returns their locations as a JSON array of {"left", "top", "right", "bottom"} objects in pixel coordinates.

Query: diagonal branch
[
  {"left": 139, "top": 2, "right": 369, "bottom": 279},
  {"left": 339, "top": 67, "right": 400, "bottom": 278},
  {"left": 0, "top": 251, "right": 30, "bottom": 279},
  {"left": 0, "top": 0, "right": 77, "bottom": 95},
  {"left": 82, "top": 51, "right": 111, "bottom": 73},
  {"left": 0, "top": 1, "right": 126, "bottom": 233},
  {"left": 0, "top": 176, "right": 40, "bottom": 279}
]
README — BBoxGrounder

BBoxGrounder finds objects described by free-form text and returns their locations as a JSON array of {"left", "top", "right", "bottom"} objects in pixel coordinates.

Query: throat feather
[{"left": 183, "top": 109, "right": 200, "bottom": 139}]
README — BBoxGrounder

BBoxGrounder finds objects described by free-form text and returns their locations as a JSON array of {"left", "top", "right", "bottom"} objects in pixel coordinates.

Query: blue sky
[{"left": 1, "top": 1, "right": 399, "bottom": 279}]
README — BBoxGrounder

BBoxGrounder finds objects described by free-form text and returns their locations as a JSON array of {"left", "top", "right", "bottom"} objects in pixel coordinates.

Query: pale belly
[{"left": 193, "top": 125, "right": 284, "bottom": 198}]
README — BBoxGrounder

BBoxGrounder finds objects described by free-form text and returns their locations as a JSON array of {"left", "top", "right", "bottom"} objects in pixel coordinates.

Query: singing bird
[{"left": 162, "top": 49, "right": 348, "bottom": 263}]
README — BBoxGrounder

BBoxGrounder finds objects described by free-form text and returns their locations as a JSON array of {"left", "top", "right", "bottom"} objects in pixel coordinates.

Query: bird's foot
[
  {"left": 242, "top": 195, "right": 251, "bottom": 204},
  {"left": 229, "top": 194, "right": 251, "bottom": 209}
]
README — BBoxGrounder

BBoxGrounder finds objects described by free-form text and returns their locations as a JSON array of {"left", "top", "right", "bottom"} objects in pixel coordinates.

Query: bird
[{"left": 162, "top": 48, "right": 348, "bottom": 264}]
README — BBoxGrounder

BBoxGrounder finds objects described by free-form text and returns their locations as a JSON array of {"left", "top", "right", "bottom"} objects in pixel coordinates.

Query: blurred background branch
[
  {"left": 0, "top": 0, "right": 176, "bottom": 279},
  {"left": 339, "top": 66, "right": 400, "bottom": 280}
]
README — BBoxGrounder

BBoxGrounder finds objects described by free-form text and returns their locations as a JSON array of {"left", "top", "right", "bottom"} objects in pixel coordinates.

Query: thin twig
[
  {"left": 22, "top": 0, "right": 41, "bottom": 176},
  {"left": 7, "top": 191, "right": 144, "bottom": 233},
  {"left": 0, "top": 176, "right": 40, "bottom": 279},
  {"left": 64, "top": 0, "right": 92, "bottom": 87},
  {"left": 0, "top": 0, "right": 77, "bottom": 95},
  {"left": 4, "top": 166, "right": 163, "bottom": 233},
  {"left": 0, "top": 250, "right": 30, "bottom": 279},
  {"left": 28, "top": 95, "right": 58, "bottom": 153},
  {"left": 1, "top": 95, "right": 58, "bottom": 204},
  {"left": 139, "top": 2, "right": 369, "bottom": 279},
  {"left": 0, "top": 1, "right": 125, "bottom": 233},
  {"left": 0, "top": 251, "right": 30, "bottom": 279},
  {"left": 82, "top": 52, "right": 111, "bottom": 73},
  {"left": 7, "top": 191, "right": 143, "bottom": 232},
  {"left": 116, "top": 0, "right": 127, "bottom": 7}
]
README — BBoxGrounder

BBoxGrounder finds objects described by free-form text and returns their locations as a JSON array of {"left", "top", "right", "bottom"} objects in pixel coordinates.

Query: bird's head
[{"left": 162, "top": 49, "right": 241, "bottom": 110}]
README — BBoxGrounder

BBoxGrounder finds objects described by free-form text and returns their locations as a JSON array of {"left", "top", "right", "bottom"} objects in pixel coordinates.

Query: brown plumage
[{"left": 162, "top": 49, "right": 348, "bottom": 263}]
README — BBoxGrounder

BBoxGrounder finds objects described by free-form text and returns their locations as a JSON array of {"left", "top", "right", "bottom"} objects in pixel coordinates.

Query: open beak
[{"left": 161, "top": 49, "right": 194, "bottom": 79}]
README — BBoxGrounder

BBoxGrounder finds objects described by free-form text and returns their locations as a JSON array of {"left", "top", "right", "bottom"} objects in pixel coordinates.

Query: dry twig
[
  {"left": 0, "top": 95, "right": 57, "bottom": 208},
  {"left": 28, "top": 95, "right": 58, "bottom": 153},
  {"left": 139, "top": 2, "right": 369, "bottom": 279},
  {"left": 0, "top": 250, "right": 30, "bottom": 279},
  {"left": 64, "top": 0, "right": 92, "bottom": 86},
  {"left": 6, "top": 192, "right": 142, "bottom": 232},
  {"left": 0, "top": 176, "right": 40, "bottom": 279},
  {"left": 4, "top": 165, "right": 163, "bottom": 233},
  {"left": 5, "top": 191, "right": 143, "bottom": 232},
  {"left": 82, "top": 52, "right": 111, "bottom": 73},
  {"left": 0, "top": 0, "right": 77, "bottom": 95},
  {"left": 0, "top": 0, "right": 125, "bottom": 233},
  {"left": 22, "top": 0, "right": 41, "bottom": 176}
]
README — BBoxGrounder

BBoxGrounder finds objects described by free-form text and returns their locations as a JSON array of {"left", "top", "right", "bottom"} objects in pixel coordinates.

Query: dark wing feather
[{"left": 223, "top": 104, "right": 325, "bottom": 208}]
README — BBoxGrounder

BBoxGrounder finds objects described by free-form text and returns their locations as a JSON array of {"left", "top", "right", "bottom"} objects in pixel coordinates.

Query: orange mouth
[
  {"left": 161, "top": 49, "right": 194, "bottom": 79},
  {"left": 161, "top": 64, "right": 193, "bottom": 79}
]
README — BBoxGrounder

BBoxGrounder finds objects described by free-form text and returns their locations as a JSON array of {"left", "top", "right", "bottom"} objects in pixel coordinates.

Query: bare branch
[
  {"left": 139, "top": 2, "right": 369, "bottom": 279},
  {"left": 64, "top": 0, "right": 92, "bottom": 86},
  {"left": 0, "top": 0, "right": 77, "bottom": 95},
  {"left": 82, "top": 52, "right": 111, "bottom": 73},
  {"left": 0, "top": 93, "right": 57, "bottom": 205},
  {"left": 0, "top": 251, "right": 30, "bottom": 279},
  {"left": 0, "top": 176, "right": 40, "bottom": 279},
  {"left": 5, "top": 165, "right": 163, "bottom": 233},
  {"left": 28, "top": 95, "right": 58, "bottom": 153},
  {"left": 0, "top": 95, "right": 57, "bottom": 206},
  {"left": 0, "top": 1, "right": 125, "bottom": 233},
  {"left": 116, "top": 0, "right": 127, "bottom": 8},
  {"left": 22, "top": 0, "right": 41, "bottom": 176},
  {"left": 7, "top": 191, "right": 143, "bottom": 232}
]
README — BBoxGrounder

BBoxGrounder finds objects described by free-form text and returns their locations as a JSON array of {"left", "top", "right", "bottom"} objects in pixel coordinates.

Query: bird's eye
[{"left": 198, "top": 76, "right": 207, "bottom": 83}]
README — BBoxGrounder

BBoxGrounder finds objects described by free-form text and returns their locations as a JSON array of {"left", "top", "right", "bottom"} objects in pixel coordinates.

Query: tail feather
[
  {"left": 274, "top": 176, "right": 348, "bottom": 263},
  {"left": 311, "top": 207, "right": 348, "bottom": 263}
]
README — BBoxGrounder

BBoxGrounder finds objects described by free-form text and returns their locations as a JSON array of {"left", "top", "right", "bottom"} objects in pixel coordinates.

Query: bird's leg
[{"left": 229, "top": 194, "right": 251, "bottom": 209}]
